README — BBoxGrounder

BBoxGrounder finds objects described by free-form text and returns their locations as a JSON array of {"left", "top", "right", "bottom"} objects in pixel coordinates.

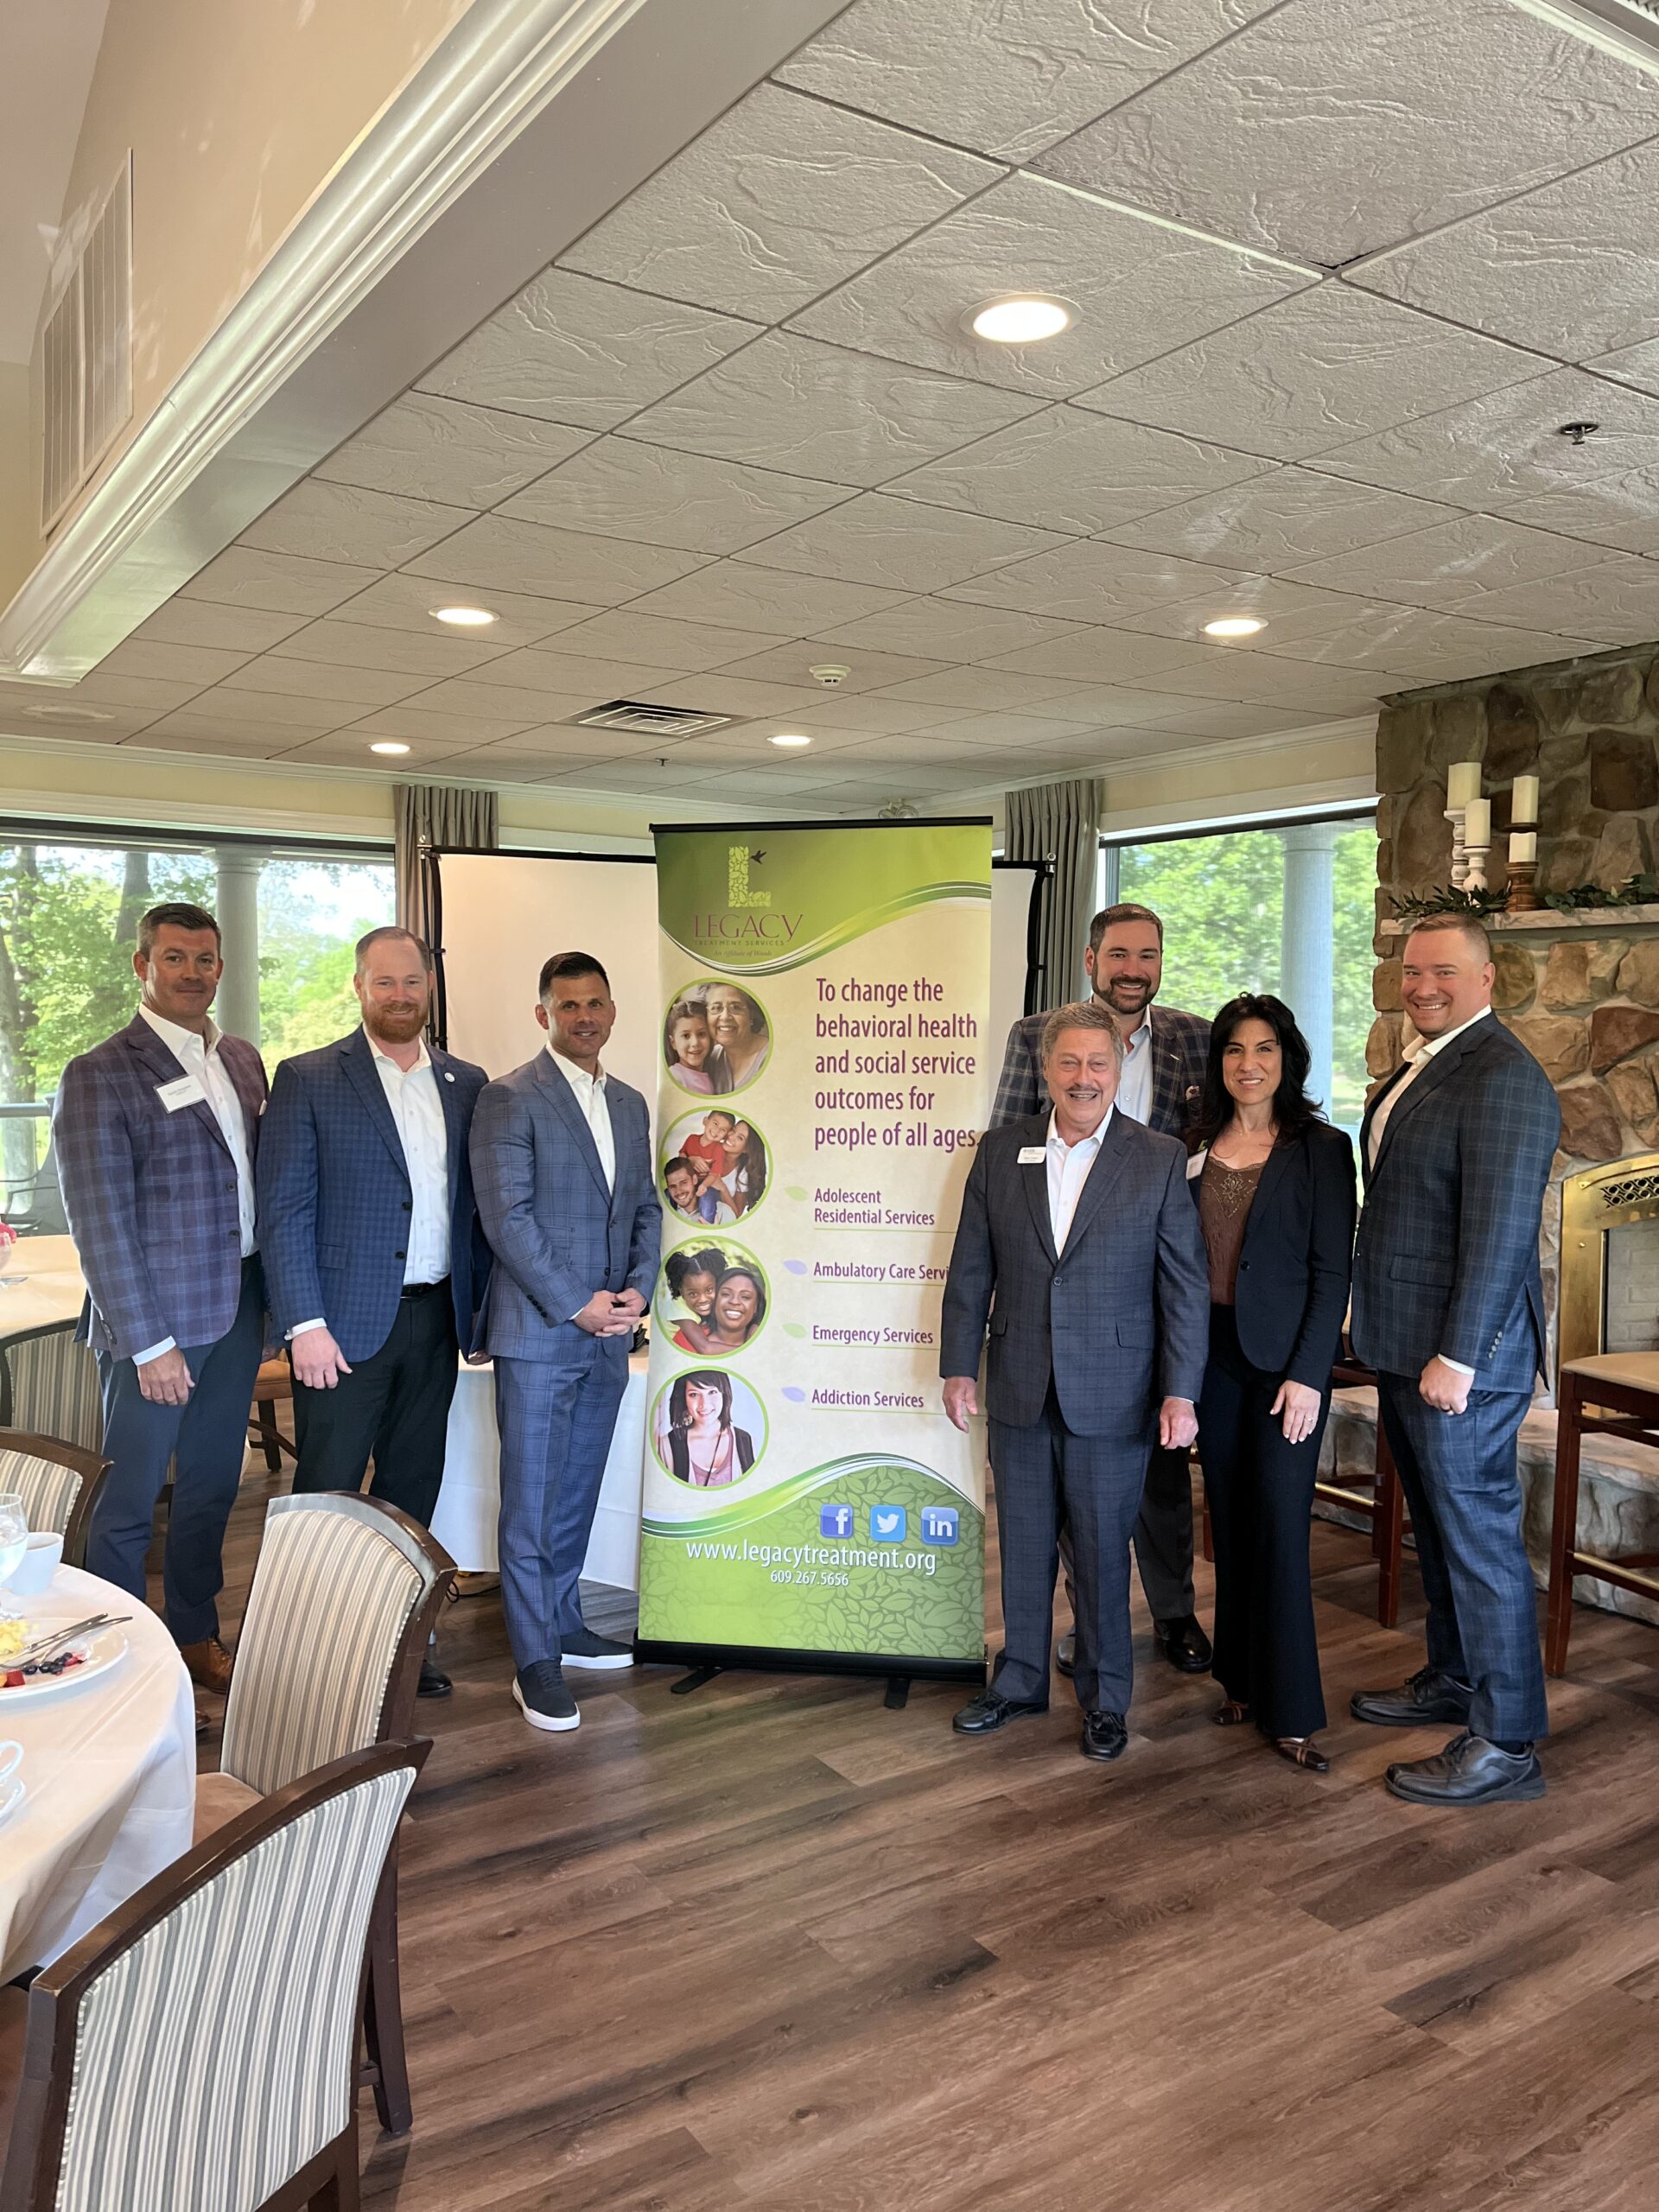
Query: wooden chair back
[
  {"left": 0, "top": 1325, "right": 102, "bottom": 1457},
  {"left": 0, "top": 1430, "right": 109, "bottom": 1567}
]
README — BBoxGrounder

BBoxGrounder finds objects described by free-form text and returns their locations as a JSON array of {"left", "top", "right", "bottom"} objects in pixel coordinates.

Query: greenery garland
[
  {"left": 1394, "top": 874, "right": 1659, "bottom": 921},
  {"left": 1542, "top": 872, "right": 1659, "bottom": 914},
  {"left": 1390, "top": 885, "right": 1510, "bottom": 920}
]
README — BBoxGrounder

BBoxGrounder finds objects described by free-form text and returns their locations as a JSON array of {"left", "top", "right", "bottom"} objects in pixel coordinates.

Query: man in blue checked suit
[
  {"left": 470, "top": 952, "right": 658, "bottom": 1734},
  {"left": 257, "top": 927, "right": 489, "bottom": 1695},
  {"left": 1351, "top": 914, "right": 1560, "bottom": 1808},
  {"left": 53, "top": 902, "right": 269, "bottom": 1698}
]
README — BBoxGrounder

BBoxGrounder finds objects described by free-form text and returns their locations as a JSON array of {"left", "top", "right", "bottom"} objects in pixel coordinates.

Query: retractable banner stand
[{"left": 636, "top": 819, "right": 992, "bottom": 1684}]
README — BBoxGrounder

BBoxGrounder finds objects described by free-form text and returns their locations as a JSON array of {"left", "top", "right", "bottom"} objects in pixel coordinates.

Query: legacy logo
[{"left": 694, "top": 845, "right": 803, "bottom": 942}]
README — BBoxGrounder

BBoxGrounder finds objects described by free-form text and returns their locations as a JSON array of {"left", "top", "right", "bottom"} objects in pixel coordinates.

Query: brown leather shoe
[{"left": 180, "top": 1637, "right": 235, "bottom": 1698}]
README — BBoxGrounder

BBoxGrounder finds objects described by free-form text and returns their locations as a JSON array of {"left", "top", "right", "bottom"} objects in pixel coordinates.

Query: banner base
[{"left": 633, "top": 1637, "right": 986, "bottom": 1688}]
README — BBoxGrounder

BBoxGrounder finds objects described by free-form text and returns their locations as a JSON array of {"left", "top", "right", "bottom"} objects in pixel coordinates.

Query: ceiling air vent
[
  {"left": 37, "top": 154, "right": 133, "bottom": 536},
  {"left": 571, "top": 700, "right": 734, "bottom": 738}
]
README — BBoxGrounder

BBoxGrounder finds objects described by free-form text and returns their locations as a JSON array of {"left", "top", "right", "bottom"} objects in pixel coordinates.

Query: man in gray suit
[
  {"left": 1350, "top": 914, "right": 1560, "bottom": 1806},
  {"left": 941, "top": 1001, "right": 1210, "bottom": 1762},
  {"left": 470, "top": 953, "right": 658, "bottom": 1733}
]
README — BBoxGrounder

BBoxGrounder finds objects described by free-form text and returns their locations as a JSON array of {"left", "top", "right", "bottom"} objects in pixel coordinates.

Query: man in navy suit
[
  {"left": 257, "top": 926, "right": 489, "bottom": 1695},
  {"left": 470, "top": 953, "right": 658, "bottom": 1734},
  {"left": 54, "top": 902, "right": 269, "bottom": 1697},
  {"left": 1351, "top": 914, "right": 1560, "bottom": 1807}
]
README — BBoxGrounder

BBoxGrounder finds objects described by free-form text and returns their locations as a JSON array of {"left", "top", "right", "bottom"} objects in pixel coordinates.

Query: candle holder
[
  {"left": 1445, "top": 804, "right": 1469, "bottom": 887},
  {"left": 1463, "top": 823, "right": 1492, "bottom": 893},
  {"left": 1506, "top": 860, "right": 1541, "bottom": 912}
]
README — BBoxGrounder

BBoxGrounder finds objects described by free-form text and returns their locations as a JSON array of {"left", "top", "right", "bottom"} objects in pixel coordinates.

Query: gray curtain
[
  {"left": 1005, "top": 778, "right": 1102, "bottom": 1010},
  {"left": 393, "top": 783, "right": 498, "bottom": 948}
]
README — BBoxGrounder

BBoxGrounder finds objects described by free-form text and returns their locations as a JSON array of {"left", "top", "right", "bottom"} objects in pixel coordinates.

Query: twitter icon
[{"left": 870, "top": 1505, "right": 907, "bottom": 1543}]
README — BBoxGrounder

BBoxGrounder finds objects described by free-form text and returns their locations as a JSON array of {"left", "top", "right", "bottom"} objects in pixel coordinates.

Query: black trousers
[
  {"left": 1196, "top": 1306, "right": 1328, "bottom": 1738},
  {"left": 292, "top": 1282, "right": 459, "bottom": 1529}
]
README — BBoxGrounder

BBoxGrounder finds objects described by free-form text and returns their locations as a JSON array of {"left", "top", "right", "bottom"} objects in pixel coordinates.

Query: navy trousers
[
  {"left": 494, "top": 1341, "right": 628, "bottom": 1671},
  {"left": 1376, "top": 1372, "right": 1549, "bottom": 1744},
  {"left": 88, "top": 1258, "right": 266, "bottom": 1646},
  {"left": 988, "top": 1387, "right": 1152, "bottom": 1715}
]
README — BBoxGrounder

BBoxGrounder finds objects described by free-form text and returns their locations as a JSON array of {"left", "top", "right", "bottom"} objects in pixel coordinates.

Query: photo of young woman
[
  {"left": 655, "top": 1370, "right": 763, "bottom": 1488},
  {"left": 662, "top": 983, "right": 771, "bottom": 1096},
  {"left": 672, "top": 1262, "right": 766, "bottom": 1356},
  {"left": 654, "top": 1238, "right": 767, "bottom": 1349}
]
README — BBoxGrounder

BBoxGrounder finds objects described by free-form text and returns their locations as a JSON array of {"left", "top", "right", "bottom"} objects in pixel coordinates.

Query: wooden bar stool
[
  {"left": 1546, "top": 1353, "right": 1659, "bottom": 1676},
  {"left": 1319, "top": 1353, "right": 1408, "bottom": 1629}
]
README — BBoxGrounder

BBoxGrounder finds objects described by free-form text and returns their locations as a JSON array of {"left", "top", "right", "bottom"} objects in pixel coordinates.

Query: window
[
  {"left": 0, "top": 827, "right": 393, "bottom": 1230},
  {"left": 1103, "top": 811, "right": 1376, "bottom": 1138}
]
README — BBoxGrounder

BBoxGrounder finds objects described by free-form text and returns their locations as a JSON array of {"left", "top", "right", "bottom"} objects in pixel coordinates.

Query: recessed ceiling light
[
  {"left": 769, "top": 732, "right": 812, "bottom": 748},
  {"left": 430, "top": 605, "right": 498, "bottom": 627},
  {"left": 369, "top": 741, "right": 411, "bottom": 755},
  {"left": 968, "top": 296, "right": 1071, "bottom": 345},
  {"left": 1203, "top": 616, "right": 1266, "bottom": 639}
]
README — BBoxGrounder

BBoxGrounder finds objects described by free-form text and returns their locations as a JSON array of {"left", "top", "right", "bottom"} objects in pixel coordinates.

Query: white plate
[
  {"left": 0, "top": 1773, "right": 23, "bottom": 1829},
  {"left": 0, "top": 1626, "right": 129, "bottom": 1707}
]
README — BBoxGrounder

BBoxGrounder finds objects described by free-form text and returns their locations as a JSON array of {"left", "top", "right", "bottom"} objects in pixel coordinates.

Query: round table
[
  {"left": 0, "top": 1234, "right": 88, "bottom": 1336},
  {"left": 0, "top": 1565, "right": 196, "bottom": 1982}
]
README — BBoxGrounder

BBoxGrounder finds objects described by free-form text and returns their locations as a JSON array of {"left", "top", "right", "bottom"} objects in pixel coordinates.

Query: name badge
[
  {"left": 156, "top": 1074, "right": 207, "bottom": 1113},
  {"left": 1185, "top": 1148, "right": 1207, "bottom": 1180},
  {"left": 1017, "top": 1147, "right": 1046, "bottom": 1165}
]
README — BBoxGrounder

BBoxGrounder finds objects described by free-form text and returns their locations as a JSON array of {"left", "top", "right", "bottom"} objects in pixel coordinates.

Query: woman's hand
[{"left": 1271, "top": 1378, "right": 1322, "bottom": 1445}]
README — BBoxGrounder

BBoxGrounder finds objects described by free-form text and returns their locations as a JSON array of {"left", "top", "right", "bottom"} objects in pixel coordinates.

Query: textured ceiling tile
[
  {"left": 314, "top": 394, "right": 594, "bottom": 510},
  {"left": 72, "top": 671, "right": 213, "bottom": 712},
  {"left": 913, "top": 710, "right": 1094, "bottom": 749},
  {"left": 560, "top": 82, "right": 998, "bottom": 320},
  {"left": 887, "top": 404, "right": 1274, "bottom": 536},
  {"left": 1036, "top": 0, "right": 1659, "bottom": 267},
  {"left": 810, "top": 598, "right": 1086, "bottom": 662},
  {"left": 1497, "top": 471, "right": 1659, "bottom": 558},
  {"left": 1109, "top": 578, "right": 1404, "bottom": 646},
  {"left": 1338, "top": 615, "right": 1607, "bottom": 682},
  {"left": 0, "top": 690, "right": 153, "bottom": 740},
  {"left": 974, "top": 626, "right": 1214, "bottom": 683},
  {"left": 634, "top": 672, "right": 833, "bottom": 718},
  {"left": 1147, "top": 655, "right": 1397, "bottom": 710},
  {"left": 1014, "top": 683, "right": 1207, "bottom": 725},
  {"left": 621, "top": 558, "right": 913, "bottom": 634},
  {"left": 1446, "top": 561, "right": 1659, "bottom": 648},
  {"left": 93, "top": 639, "right": 253, "bottom": 687},
  {"left": 1588, "top": 336, "right": 1659, "bottom": 400},
  {"left": 309, "top": 572, "right": 594, "bottom": 645},
  {"left": 775, "top": 0, "right": 1277, "bottom": 163},
  {"left": 1276, "top": 513, "right": 1612, "bottom": 613},
  {"left": 130, "top": 601, "right": 311, "bottom": 653},
  {"left": 238, "top": 480, "right": 472, "bottom": 569},
  {"left": 549, "top": 610, "right": 791, "bottom": 670},
  {"left": 178, "top": 547, "right": 380, "bottom": 615},
  {"left": 118, "top": 725, "right": 301, "bottom": 760},
  {"left": 709, "top": 643, "right": 949, "bottom": 693},
  {"left": 416, "top": 269, "right": 761, "bottom": 431},
  {"left": 944, "top": 537, "right": 1250, "bottom": 622},
  {"left": 403, "top": 515, "right": 708, "bottom": 606},
  {"left": 734, "top": 493, "right": 1068, "bottom": 592},
  {"left": 624, "top": 332, "right": 1039, "bottom": 487},
  {"left": 874, "top": 667, "right": 1077, "bottom": 711},
  {"left": 384, "top": 677, "right": 607, "bottom": 723},
  {"left": 188, "top": 683, "right": 376, "bottom": 731},
  {"left": 461, "top": 647, "right": 670, "bottom": 699},
  {"left": 207, "top": 653, "right": 432, "bottom": 708},
  {"left": 766, "top": 695, "right": 959, "bottom": 734},
  {"left": 344, "top": 704, "right": 544, "bottom": 745},
  {"left": 266, "top": 618, "right": 508, "bottom": 680},
  {"left": 1103, "top": 467, "right": 1461, "bottom": 568},
  {"left": 790, "top": 172, "right": 1313, "bottom": 400},
  {"left": 499, "top": 436, "right": 852, "bottom": 553},
  {"left": 1128, "top": 698, "right": 1335, "bottom": 738},
  {"left": 271, "top": 734, "right": 479, "bottom": 770},
  {"left": 1081, "top": 285, "right": 1543, "bottom": 461}
]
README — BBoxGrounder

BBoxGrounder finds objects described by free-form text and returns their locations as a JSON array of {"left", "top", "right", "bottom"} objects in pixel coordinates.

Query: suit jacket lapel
[
  {"left": 223, "top": 1044, "right": 265, "bottom": 1147},
  {"left": 1017, "top": 1113, "right": 1059, "bottom": 1267},
  {"left": 533, "top": 1052, "right": 608, "bottom": 1198},
  {"left": 123, "top": 1014, "right": 231, "bottom": 1160},
  {"left": 1063, "top": 1109, "right": 1135, "bottom": 1253},
  {"left": 430, "top": 1046, "right": 467, "bottom": 1198},
  {"left": 342, "top": 1030, "right": 409, "bottom": 1179},
  {"left": 1144, "top": 1010, "right": 1182, "bottom": 1135},
  {"left": 1370, "top": 1025, "right": 1484, "bottom": 1181}
]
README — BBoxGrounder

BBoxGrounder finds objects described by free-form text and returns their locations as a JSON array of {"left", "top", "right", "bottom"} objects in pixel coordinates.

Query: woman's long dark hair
[{"left": 1191, "top": 994, "right": 1324, "bottom": 1149}]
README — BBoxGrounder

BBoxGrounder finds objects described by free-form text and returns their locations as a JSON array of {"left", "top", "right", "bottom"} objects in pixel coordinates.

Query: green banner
[{"left": 638, "top": 821, "right": 991, "bottom": 1674}]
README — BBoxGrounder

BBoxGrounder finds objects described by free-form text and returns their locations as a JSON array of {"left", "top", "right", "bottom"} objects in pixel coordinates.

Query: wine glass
[{"left": 0, "top": 1493, "right": 27, "bottom": 1623}]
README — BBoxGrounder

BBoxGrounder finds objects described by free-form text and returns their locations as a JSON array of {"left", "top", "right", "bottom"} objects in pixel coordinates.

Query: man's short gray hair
[
  {"left": 355, "top": 925, "right": 434, "bottom": 975},
  {"left": 1040, "top": 1000, "right": 1124, "bottom": 1066}
]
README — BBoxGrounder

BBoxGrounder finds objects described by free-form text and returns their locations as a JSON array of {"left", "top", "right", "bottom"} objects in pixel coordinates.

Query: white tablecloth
[
  {"left": 0, "top": 1565, "right": 196, "bottom": 1981},
  {"left": 429, "top": 1353, "right": 648, "bottom": 1592},
  {"left": 0, "top": 1233, "right": 87, "bottom": 1338}
]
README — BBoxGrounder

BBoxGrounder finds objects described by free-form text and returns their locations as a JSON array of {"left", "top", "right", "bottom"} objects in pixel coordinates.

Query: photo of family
[
  {"left": 663, "top": 981, "right": 771, "bottom": 1096},
  {"left": 659, "top": 1106, "right": 768, "bottom": 1227},
  {"left": 658, "top": 1243, "right": 769, "bottom": 1356},
  {"left": 652, "top": 1369, "right": 766, "bottom": 1489}
]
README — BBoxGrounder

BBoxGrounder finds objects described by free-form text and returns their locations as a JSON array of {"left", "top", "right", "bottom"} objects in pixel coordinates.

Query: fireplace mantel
[{"left": 1380, "top": 906, "right": 1659, "bottom": 939}]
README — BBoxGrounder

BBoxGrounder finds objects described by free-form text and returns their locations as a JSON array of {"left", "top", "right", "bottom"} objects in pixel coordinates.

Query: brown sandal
[
  {"left": 1273, "top": 1736, "right": 1330, "bottom": 1772},
  {"left": 1214, "top": 1700, "right": 1253, "bottom": 1726}
]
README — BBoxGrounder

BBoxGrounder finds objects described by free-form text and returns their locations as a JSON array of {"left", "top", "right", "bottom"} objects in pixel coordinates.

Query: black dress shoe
[
  {"left": 1386, "top": 1732, "right": 1544, "bottom": 1806},
  {"left": 1154, "top": 1615, "right": 1212, "bottom": 1673},
  {"left": 417, "top": 1656, "right": 453, "bottom": 1699},
  {"left": 1055, "top": 1632, "right": 1076, "bottom": 1678},
  {"left": 1351, "top": 1664, "right": 1472, "bottom": 1728},
  {"left": 1080, "top": 1709, "right": 1128, "bottom": 1763},
  {"left": 952, "top": 1688, "right": 1046, "bottom": 1736}
]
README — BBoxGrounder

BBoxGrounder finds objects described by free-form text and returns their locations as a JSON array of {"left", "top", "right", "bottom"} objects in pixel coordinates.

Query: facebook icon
[
  {"left": 919, "top": 1504, "right": 959, "bottom": 1547},
  {"left": 819, "top": 1502, "right": 854, "bottom": 1540}
]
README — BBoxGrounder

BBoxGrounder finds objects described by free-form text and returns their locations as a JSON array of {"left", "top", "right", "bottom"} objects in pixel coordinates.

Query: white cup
[
  {"left": 7, "top": 1530, "right": 62, "bottom": 1598},
  {"left": 0, "top": 1740, "right": 21, "bottom": 1789}
]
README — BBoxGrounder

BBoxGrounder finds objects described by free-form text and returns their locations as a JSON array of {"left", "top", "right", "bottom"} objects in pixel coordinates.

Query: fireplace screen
[{"left": 1559, "top": 1154, "right": 1659, "bottom": 1377}]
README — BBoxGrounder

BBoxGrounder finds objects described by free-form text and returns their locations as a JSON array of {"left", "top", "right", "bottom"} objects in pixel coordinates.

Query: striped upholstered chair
[
  {"left": 194, "top": 1492, "right": 454, "bottom": 2139},
  {"left": 0, "top": 1324, "right": 102, "bottom": 1456},
  {"left": 0, "top": 1432, "right": 110, "bottom": 1569},
  {"left": 0, "top": 1739, "right": 428, "bottom": 2212}
]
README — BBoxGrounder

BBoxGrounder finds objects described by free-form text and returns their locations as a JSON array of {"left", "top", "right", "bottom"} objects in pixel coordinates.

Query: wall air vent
[
  {"left": 37, "top": 154, "right": 133, "bottom": 536},
  {"left": 571, "top": 700, "right": 734, "bottom": 738}
]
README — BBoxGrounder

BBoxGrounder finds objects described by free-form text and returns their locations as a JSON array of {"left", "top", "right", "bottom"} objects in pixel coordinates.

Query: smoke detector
[{"left": 809, "top": 664, "right": 851, "bottom": 688}]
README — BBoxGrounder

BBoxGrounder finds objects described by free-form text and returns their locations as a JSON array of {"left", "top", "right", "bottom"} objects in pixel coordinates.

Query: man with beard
[
  {"left": 990, "top": 904, "right": 1212, "bottom": 1678},
  {"left": 257, "top": 925, "right": 490, "bottom": 1696}
]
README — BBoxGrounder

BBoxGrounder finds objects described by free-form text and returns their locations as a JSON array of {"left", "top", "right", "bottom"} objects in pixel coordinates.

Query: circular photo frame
[
  {"left": 660, "top": 1105, "right": 769, "bottom": 1229},
  {"left": 663, "top": 979, "right": 772, "bottom": 1099},
  {"left": 652, "top": 1368, "right": 769, "bottom": 1490},
  {"left": 657, "top": 1238, "right": 770, "bottom": 1358}
]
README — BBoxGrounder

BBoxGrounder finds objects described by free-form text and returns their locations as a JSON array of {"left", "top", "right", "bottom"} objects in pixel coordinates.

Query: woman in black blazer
[{"left": 1189, "top": 995, "right": 1357, "bottom": 1772}]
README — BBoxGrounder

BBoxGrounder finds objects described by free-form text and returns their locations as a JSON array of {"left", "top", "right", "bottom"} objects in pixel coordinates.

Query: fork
[{"left": 7, "top": 1614, "right": 118, "bottom": 1669}]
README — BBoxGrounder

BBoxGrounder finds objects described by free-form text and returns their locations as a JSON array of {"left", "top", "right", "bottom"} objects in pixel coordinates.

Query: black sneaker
[
  {"left": 561, "top": 1626, "right": 634, "bottom": 1671},
  {"left": 512, "top": 1662, "right": 579, "bottom": 1732}
]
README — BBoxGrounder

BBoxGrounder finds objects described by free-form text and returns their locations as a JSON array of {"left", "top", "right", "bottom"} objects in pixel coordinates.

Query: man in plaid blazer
[
  {"left": 990, "top": 903, "right": 1211, "bottom": 1677},
  {"left": 1350, "top": 914, "right": 1560, "bottom": 1807},
  {"left": 53, "top": 902, "right": 269, "bottom": 1696}
]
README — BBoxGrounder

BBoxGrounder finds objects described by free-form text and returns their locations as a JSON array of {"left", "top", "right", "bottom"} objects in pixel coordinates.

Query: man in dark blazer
[
  {"left": 257, "top": 925, "right": 489, "bottom": 1696},
  {"left": 470, "top": 952, "right": 658, "bottom": 1734},
  {"left": 53, "top": 902, "right": 268, "bottom": 1697},
  {"left": 990, "top": 901, "right": 1211, "bottom": 1677},
  {"left": 943, "top": 1001, "right": 1210, "bottom": 1762},
  {"left": 1351, "top": 914, "right": 1560, "bottom": 1806}
]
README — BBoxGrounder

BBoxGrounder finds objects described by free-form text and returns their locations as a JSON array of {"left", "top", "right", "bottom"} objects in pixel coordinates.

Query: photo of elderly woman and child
[
  {"left": 659, "top": 1244, "right": 768, "bottom": 1356},
  {"left": 664, "top": 982, "right": 771, "bottom": 1096},
  {"left": 660, "top": 1108, "right": 768, "bottom": 1227}
]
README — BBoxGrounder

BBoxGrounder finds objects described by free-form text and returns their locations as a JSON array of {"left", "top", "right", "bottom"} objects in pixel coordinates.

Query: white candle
[
  {"left": 1511, "top": 774, "right": 1540, "bottom": 825},
  {"left": 1446, "top": 761, "right": 1482, "bottom": 809},
  {"left": 1510, "top": 830, "right": 1537, "bottom": 864},
  {"left": 1464, "top": 798, "right": 1491, "bottom": 845}
]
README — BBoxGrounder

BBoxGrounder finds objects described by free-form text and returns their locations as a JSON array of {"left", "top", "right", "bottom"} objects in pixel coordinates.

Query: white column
[
  {"left": 214, "top": 848, "right": 263, "bottom": 1046},
  {"left": 1279, "top": 822, "right": 1341, "bottom": 1115}
]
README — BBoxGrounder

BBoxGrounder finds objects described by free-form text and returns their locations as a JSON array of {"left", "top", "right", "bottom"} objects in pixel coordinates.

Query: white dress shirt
[
  {"left": 546, "top": 1044, "right": 615, "bottom": 1189},
  {"left": 1045, "top": 1106, "right": 1111, "bottom": 1252},
  {"left": 1366, "top": 1004, "right": 1493, "bottom": 1376},
  {"left": 134, "top": 1005, "right": 257, "bottom": 1367},
  {"left": 289, "top": 1029, "right": 451, "bottom": 1343},
  {"left": 1115, "top": 1013, "right": 1155, "bottom": 1126}
]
